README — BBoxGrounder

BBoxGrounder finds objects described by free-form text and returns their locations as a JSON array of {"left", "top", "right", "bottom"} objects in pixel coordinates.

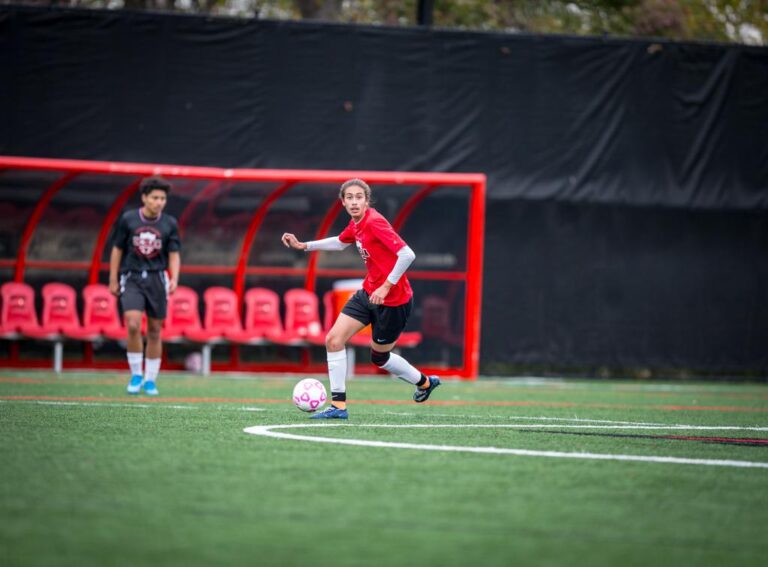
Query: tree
[
  {"left": 294, "top": 0, "right": 343, "bottom": 20},
  {"left": 10, "top": 0, "right": 766, "bottom": 44}
]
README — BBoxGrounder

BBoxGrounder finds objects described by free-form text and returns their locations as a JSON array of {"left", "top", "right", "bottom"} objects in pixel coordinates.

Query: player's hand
[
  {"left": 109, "top": 280, "right": 120, "bottom": 297},
  {"left": 369, "top": 283, "right": 392, "bottom": 305},
  {"left": 281, "top": 233, "right": 307, "bottom": 251},
  {"left": 168, "top": 278, "right": 178, "bottom": 295}
]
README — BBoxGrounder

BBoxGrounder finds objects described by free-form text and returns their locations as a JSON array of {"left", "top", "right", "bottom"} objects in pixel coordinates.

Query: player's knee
[
  {"left": 325, "top": 333, "right": 345, "bottom": 352},
  {"left": 370, "top": 349, "right": 390, "bottom": 367},
  {"left": 125, "top": 317, "right": 142, "bottom": 335},
  {"left": 146, "top": 324, "right": 162, "bottom": 342}
]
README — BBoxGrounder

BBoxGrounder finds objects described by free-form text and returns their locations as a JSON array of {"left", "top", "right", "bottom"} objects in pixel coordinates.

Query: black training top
[{"left": 111, "top": 208, "right": 181, "bottom": 273}]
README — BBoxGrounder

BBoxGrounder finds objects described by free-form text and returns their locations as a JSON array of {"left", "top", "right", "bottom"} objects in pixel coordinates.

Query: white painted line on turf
[
  {"left": 32, "top": 401, "right": 197, "bottom": 410},
  {"left": 379, "top": 413, "right": 768, "bottom": 431},
  {"left": 243, "top": 424, "right": 768, "bottom": 469},
  {"left": 382, "top": 412, "right": 677, "bottom": 426},
  {"left": 356, "top": 423, "right": 768, "bottom": 431},
  {"left": 0, "top": 400, "right": 266, "bottom": 412}
]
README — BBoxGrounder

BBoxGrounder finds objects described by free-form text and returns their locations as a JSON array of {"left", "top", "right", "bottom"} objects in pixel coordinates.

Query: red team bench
[{"left": 0, "top": 281, "right": 422, "bottom": 375}]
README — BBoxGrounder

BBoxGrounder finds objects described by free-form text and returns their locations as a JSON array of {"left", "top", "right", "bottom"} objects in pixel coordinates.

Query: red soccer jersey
[{"left": 338, "top": 208, "right": 413, "bottom": 307}]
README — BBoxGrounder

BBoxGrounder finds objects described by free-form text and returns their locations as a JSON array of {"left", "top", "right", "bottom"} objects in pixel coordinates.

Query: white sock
[
  {"left": 381, "top": 352, "right": 422, "bottom": 385},
  {"left": 144, "top": 358, "right": 161, "bottom": 383},
  {"left": 327, "top": 350, "right": 347, "bottom": 396},
  {"left": 127, "top": 352, "right": 143, "bottom": 376}
]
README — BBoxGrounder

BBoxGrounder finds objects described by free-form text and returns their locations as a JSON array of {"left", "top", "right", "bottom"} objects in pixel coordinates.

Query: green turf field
[{"left": 1, "top": 371, "right": 767, "bottom": 567}]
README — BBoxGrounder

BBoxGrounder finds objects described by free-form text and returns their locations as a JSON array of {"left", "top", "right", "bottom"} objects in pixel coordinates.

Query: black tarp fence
[{"left": 1, "top": 6, "right": 767, "bottom": 374}]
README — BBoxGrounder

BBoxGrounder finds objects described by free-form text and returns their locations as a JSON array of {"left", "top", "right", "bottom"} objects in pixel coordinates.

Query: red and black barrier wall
[{"left": 1, "top": 6, "right": 766, "bottom": 374}]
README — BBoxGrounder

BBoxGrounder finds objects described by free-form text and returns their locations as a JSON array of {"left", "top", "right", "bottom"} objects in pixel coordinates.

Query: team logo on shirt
[
  {"left": 132, "top": 226, "right": 163, "bottom": 259},
  {"left": 355, "top": 240, "right": 370, "bottom": 262}
]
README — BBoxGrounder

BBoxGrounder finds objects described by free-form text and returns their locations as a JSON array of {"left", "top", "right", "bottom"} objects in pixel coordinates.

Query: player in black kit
[{"left": 109, "top": 177, "right": 181, "bottom": 395}]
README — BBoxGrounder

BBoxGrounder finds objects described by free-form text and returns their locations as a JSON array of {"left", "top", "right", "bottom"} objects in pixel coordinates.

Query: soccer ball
[
  {"left": 292, "top": 378, "right": 327, "bottom": 412},
  {"left": 184, "top": 352, "right": 202, "bottom": 374}
]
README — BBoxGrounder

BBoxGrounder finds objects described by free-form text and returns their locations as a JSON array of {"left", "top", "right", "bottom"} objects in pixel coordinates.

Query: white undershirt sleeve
[
  {"left": 305, "top": 237, "right": 350, "bottom": 252},
  {"left": 387, "top": 245, "right": 416, "bottom": 285}
]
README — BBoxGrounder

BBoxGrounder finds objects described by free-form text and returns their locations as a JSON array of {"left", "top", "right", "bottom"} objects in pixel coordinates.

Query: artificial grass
[{"left": 0, "top": 371, "right": 766, "bottom": 567}]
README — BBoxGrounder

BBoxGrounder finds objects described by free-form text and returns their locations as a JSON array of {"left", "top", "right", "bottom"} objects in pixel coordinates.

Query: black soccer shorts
[
  {"left": 119, "top": 270, "right": 169, "bottom": 319},
  {"left": 341, "top": 289, "right": 413, "bottom": 346}
]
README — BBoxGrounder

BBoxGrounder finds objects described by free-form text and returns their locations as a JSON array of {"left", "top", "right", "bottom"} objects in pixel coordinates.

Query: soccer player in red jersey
[{"left": 281, "top": 179, "right": 440, "bottom": 419}]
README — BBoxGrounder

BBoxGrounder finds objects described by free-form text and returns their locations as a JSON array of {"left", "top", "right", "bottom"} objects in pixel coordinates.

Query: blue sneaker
[
  {"left": 127, "top": 375, "right": 143, "bottom": 395},
  {"left": 413, "top": 376, "right": 441, "bottom": 403},
  {"left": 143, "top": 380, "right": 159, "bottom": 396},
  {"left": 309, "top": 405, "right": 348, "bottom": 419}
]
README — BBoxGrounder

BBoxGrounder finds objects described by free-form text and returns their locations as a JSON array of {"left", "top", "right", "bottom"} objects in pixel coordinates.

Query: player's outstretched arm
[
  {"left": 282, "top": 234, "right": 350, "bottom": 252},
  {"left": 281, "top": 233, "right": 308, "bottom": 251}
]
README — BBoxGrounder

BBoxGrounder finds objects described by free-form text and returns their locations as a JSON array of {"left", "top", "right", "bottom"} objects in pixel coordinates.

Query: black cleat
[{"left": 413, "top": 376, "right": 441, "bottom": 403}]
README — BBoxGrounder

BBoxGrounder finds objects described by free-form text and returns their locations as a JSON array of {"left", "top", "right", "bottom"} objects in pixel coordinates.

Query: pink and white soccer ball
[
  {"left": 292, "top": 378, "right": 327, "bottom": 412},
  {"left": 184, "top": 352, "right": 203, "bottom": 374}
]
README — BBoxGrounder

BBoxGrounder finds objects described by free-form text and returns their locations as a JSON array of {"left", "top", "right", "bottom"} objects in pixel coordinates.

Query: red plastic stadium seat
[
  {"left": 1, "top": 282, "right": 85, "bottom": 373},
  {"left": 277, "top": 288, "right": 323, "bottom": 345},
  {"left": 225, "top": 287, "right": 283, "bottom": 344},
  {"left": 163, "top": 286, "right": 202, "bottom": 342},
  {"left": 422, "top": 294, "right": 461, "bottom": 347},
  {"left": 322, "top": 290, "right": 335, "bottom": 333},
  {"left": 0, "top": 281, "right": 41, "bottom": 338},
  {"left": 310, "top": 290, "right": 337, "bottom": 346},
  {"left": 65, "top": 284, "right": 124, "bottom": 341},
  {"left": 347, "top": 333, "right": 423, "bottom": 348},
  {"left": 181, "top": 286, "right": 245, "bottom": 377},
  {"left": 348, "top": 330, "right": 372, "bottom": 347},
  {"left": 396, "top": 331, "right": 423, "bottom": 348},
  {"left": 23, "top": 283, "right": 81, "bottom": 340},
  {"left": 347, "top": 330, "right": 423, "bottom": 347},
  {"left": 184, "top": 286, "right": 240, "bottom": 342}
]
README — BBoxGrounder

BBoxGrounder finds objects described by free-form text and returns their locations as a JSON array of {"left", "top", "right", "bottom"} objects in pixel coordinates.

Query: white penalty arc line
[{"left": 243, "top": 424, "right": 768, "bottom": 469}]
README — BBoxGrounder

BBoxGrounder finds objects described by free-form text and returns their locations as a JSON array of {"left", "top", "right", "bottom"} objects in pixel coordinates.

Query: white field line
[
  {"left": 379, "top": 412, "right": 768, "bottom": 431},
  {"left": 243, "top": 424, "right": 768, "bottom": 469},
  {"left": 0, "top": 400, "right": 265, "bottom": 411},
  {"left": 1, "top": 399, "right": 765, "bottom": 430},
  {"left": 382, "top": 412, "right": 677, "bottom": 426},
  {"left": 380, "top": 423, "right": 768, "bottom": 431}
]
